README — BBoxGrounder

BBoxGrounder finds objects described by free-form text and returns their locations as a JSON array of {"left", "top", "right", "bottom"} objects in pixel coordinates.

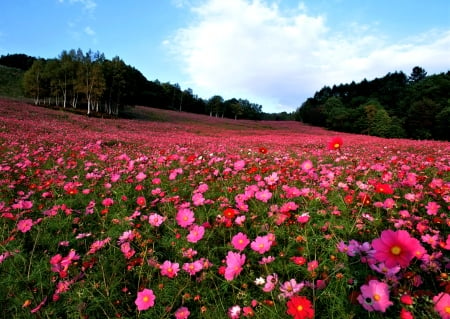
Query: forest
[
  {"left": 1, "top": 52, "right": 449, "bottom": 140},
  {"left": 0, "top": 51, "right": 269, "bottom": 120},
  {"left": 294, "top": 67, "right": 450, "bottom": 140}
]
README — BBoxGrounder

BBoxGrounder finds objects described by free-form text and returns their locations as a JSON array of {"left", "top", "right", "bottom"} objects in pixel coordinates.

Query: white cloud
[
  {"left": 84, "top": 26, "right": 95, "bottom": 36},
  {"left": 169, "top": 0, "right": 450, "bottom": 112}
]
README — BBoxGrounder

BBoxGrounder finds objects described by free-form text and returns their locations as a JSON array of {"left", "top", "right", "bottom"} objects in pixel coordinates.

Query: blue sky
[{"left": 1, "top": 0, "right": 449, "bottom": 113}]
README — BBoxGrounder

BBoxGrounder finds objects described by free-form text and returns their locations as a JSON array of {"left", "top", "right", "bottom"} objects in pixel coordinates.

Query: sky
[{"left": 0, "top": 0, "right": 449, "bottom": 113}]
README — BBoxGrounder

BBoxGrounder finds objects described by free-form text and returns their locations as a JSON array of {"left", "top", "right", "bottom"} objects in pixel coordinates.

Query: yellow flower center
[
  {"left": 373, "top": 294, "right": 381, "bottom": 301},
  {"left": 445, "top": 306, "right": 450, "bottom": 314},
  {"left": 391, "top": 245, "right": 401, "bottom": 255},
  {"left": 297, "top": 305, "right": 303, "bottom": 312},
  {"left": 143, "top": 296, "right": 149, "bottom": 303},
  {"left": 334, "top": 143, "right": 340, "bottom": 148}
]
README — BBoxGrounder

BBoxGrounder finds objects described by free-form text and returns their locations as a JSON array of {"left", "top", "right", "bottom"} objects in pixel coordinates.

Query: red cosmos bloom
[
  {"left": 372, "top": 230, "right": 426, "bottom": 268},
  {"left": 286, "top": 296, "right": 314, "bottom": 319},
  {"left": 223, "top": 208, "right": 237, "bottom": 219},
  {"left": 328, "top": 137, "right": 343, "bottom": 150},
  {"left": 375, "top": 183, "right": 394, "bottom": 195},
  {"left": 259, "top": 147, "right": 268, "bottom": 154}
]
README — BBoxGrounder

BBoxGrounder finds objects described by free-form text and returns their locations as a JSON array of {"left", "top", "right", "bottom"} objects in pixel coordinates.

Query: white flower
[{"left": 254, "top": 277, "right": 265, "bottom": 285}]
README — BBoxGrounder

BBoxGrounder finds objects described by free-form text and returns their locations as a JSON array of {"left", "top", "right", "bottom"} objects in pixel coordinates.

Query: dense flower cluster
[{"left": 0, "top": 100, "right": 449, "bottom": 318}]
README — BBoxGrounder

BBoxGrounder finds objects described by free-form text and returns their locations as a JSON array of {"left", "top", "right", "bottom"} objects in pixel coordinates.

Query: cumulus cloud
[{"left": 168, "top": 0, "right": 450, "bottom": 112}]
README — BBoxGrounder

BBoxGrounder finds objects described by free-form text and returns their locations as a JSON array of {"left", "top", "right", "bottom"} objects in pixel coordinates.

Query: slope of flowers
[{"left": 0, "top": 99, "right": 449, "bottom": 318}]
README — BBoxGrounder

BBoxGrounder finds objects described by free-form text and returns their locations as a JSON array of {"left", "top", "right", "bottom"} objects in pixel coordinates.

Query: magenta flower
[
  {"left": 101, "top": 197, "right": 114, "bottom": 207},
  {"left": 186, "top": 224, "right": 205, "bottom": 243},
  {"left": 425, "top": 201, "right": 440, "bottom": 216},
  {"left": 17, "top": 219, "right": 33, "bottom": 233},
  {"left": 182, "top": 260, "right": 203, "bottom": 275},
  {"left": 371, "top": 229, "right": 425, "bottom": 268},
  {"left": 160, "top": 260, "right": 180, "bottom": 278},
  {"left": 176, "top": 208, "right": 195, "bottom": 228},
  {"left": 174, "top": 306, "right": 190, "bottom": 319},
  {"left": 255, "top": 189, "right": 272, "bottom": 203},
  {"left": 250, "top": 235, "right": 272, "bottom": 254},
  {"left": 148, "top": 213, "right": 166, "bottom": 227},
  {"left": 279, "top": 279, "right": 305, "bottom": 298},
  {"left": 357, "top": 280, "right": 393, "bottom": 312},
  {"left": 231, "top": 232, "right": 250, "bottom": 251},
  {"left": 433, "top": 292, "right": 450, "bottom": 319},
  {"left": 224, "top": 251, "right": 246, "bottom": 281},
  {"left": 135, "top": 288, "right": 156, "bottom": 311}
]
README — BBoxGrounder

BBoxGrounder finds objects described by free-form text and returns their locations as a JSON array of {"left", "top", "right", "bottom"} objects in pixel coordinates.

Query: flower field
[{"left": 0, "top": 98, "right": 449, "bottom": 318}]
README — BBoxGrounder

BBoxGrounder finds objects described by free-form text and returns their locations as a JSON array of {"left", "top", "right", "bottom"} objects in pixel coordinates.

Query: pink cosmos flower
[
  {"left": 357, "top": 280, "right": 393, "bottom": 312},
  {"left": 186, "top": 225, "right": 205, "bottom": 243},
  {"left": 182, "top": 260, "right": 203, "bottom": 276},
  {"left": 17, "top": 219, "right": 33, "bottom": 233},
  {"left": 371, "top": 229, "right": 425, "bottom": 268},
  {"left": 174, "top": 306, "right": 190, "bottom": 319},
  {"left": 135, "top": 172, "right": 147, "bottom": 182},
  {"left": 279, "top": 279, "right": 305, "bottom": 298},
  {"left": 301, "top": 160, "right": 313, "bottom": 171},
  {"left": 250, "top": 235, "right": 272, "bottom": 254},
  {"left": 231, "top": 232, "right": 250, "bottom": 251},
  {"left": 255, "top": 189, "right": 272, "bottom": 203},
  {"left": 425, "top": 201, "right": 440, "bottom": 216},
  {"left": 135, "top": 288, "right": 156, "bottom": 311},
  {"left": 262, "top": 273, "right": 278, "bottom": 292},
  {"left": 176, "top": 208, "right": 195, "bottom": 228},
  {"left": 433, "top": 292, "right": 450, "bottom": 319},
  {"left": 101, "top": 198, "right": 114, "bottom": 207},
  {"left": 233, "top": 160, "right": 245, "bottom": 171},
  {"left": 148, "top": 213, "right": 166, "bottom": 227},
  {"left": 224, "top": 251, "right": 246, "bottom": 281},
  {"left": 160, "top": 260, "right": 180, "bottom": 278}
]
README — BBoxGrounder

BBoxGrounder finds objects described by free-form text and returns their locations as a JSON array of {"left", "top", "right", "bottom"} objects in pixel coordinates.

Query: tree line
[
  {"left": 294, "top": 67, "right": 450, "bottom": 140},
  {"left": 0, "top": 51, "right": 271, "bottom": 120}
]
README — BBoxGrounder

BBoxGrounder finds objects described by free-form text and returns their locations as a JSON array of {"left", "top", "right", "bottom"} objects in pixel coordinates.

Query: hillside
[{"left": 0, "top": 65, "right": 24, "bottom": 97}]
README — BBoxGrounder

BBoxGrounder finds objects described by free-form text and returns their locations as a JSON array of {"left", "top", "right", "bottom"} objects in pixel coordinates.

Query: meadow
[{"left": 0, "top": 98, "right": 449, "bottom": 319}]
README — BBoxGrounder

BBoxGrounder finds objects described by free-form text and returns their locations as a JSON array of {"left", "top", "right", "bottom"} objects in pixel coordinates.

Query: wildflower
[
  {"left": 148, "top": 213, "right": 166, "bottom": 227},
  {"left": 176, "top": 208, "right": 195, "bottom": 228},
  {"left": 135, "top": 288, "right": 155, "bottom": 311},
  {"left": 400, "top": 308, "right": 414, "bottom": 319},
  {"left": 279, "top": 279, "right": 305, "bottom": 298},
  {"left": 254, "top": 277, "right": 265, "bottom": 285},
  {"left": 374, "top": 183, "right": 394, "bottom": 194},
  {"left": 17, "top": 219, "right": 33, "bottom": 233},
  {"left": 182, "top": 260, "right": 203, "bottom": 276},
  {"left": 297, "top": 213, "right": 310, "bottom": 224},
  {"left": 233, "top": 160, "right": 245, "bottom": 171},
  {"left": 186, "top": 225, "right": 205, "bottom": 243},
  {"left": 262, "top": 273, "right": 278, "bottom": 292},
  {"left": 259, "top": 147, "right": 268, "bottom": 154},
  {"left": 160, "top": 260, "right": 180, "bottom": 278},
  {"left": 136, "top": 196, "right": 146, "bottom": 206},
  {"left": 328, "top": 137, "right": 343, "bottom": 150},
  {"left": 286, "top": 296, "right": 314, "bottom": 319},
  {"left": 357, "top": 280, "right": 393, "bottom": 312},
  {"left": 307, "top": 260, "right": 318, "bottom": 272},
  {"left": 231, "top": 232, "right": 250, "bottom": 251},
  {"left": 228, "top": 305, "right": 241, "bottom": 318},
  {"left": 223, "top": 207, "right": 237, "bottom": 219},
  {"left": 371, "top": 229, "right": 425, "bottom": 268},
  {"left": 250, "top": 235, "right": 272, "bottom": 254},
  {"left": 400, "top": 294, "right": 414, "bottom": 305},
  {"left": 101, "top": 198, "right": 114, "bottom": 207},
  {"left": 135, "top": 172, "right": 147, "bottom": 182},
  {"left": 224, "top": 251, "right": 246, "bottom": 281},
  {"left": 301, "top": 160, "right": 313, "bottom": 171},
  {"left": 425, "top": 201, "right": 440, "bottom": 216},
  {"left": 175, "top": 306, "right": 190, "bottom": 319},
  {"left": 433, "top": 292, "right": 450, "bottom": 319},
  {"left": 255, "top": 189, "right": 272, "bottom": 202}
]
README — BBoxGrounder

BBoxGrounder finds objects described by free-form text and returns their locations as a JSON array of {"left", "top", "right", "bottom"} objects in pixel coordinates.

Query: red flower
[
  {"left": 223, "top": 208, "right": 237, "bottom": 219},
  {"left": 375, "top": 183, "right": 394, "bottom": 195},
  {"left": 328, "top": 137, "right": 343, "bottom": 150},
  {"left": 286, "top": 296, "right": 314, "bottom": 319},
  {"left": 259, "top": 147, "right": 268, "bottom": 154}
]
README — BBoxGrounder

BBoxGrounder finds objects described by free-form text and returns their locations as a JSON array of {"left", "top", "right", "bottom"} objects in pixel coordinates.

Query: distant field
[{"left": 0, "top": 98, "right": 449, "bottom": 318}]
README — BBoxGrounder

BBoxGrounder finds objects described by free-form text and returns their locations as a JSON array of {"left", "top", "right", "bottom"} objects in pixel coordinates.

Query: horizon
[{"left": 1, "top": 0, "right": 449, "bottom": 113}]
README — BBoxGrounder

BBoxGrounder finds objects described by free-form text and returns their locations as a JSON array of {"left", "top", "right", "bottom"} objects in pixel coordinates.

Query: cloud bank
[{"left": 169, "top": 0, "right": 450, "bottom": 112}]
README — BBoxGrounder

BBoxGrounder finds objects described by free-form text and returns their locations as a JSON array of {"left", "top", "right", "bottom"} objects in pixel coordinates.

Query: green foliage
[
  {"left": 0, "top": 65, "right": 24, "bottom": 97},
  {"left": 297, "top": 68, "right": 450, "bottom": 141}
]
